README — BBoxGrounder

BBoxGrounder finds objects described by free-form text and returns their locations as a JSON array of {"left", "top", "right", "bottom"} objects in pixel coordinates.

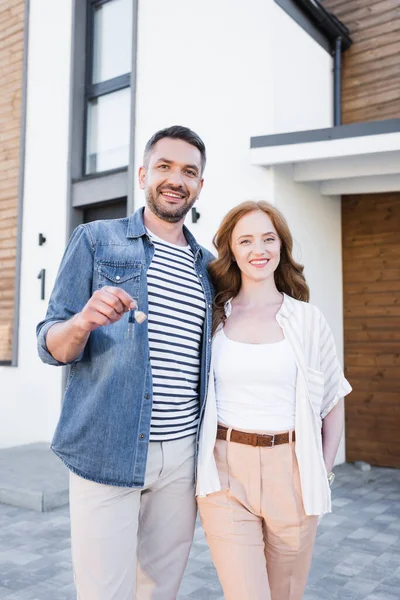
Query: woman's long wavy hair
[{"left": 209, "top": 201, "right": 309, "bottom": 335}]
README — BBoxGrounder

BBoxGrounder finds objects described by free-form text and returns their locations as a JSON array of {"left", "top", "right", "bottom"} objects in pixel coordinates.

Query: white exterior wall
[
  {"left": 0, "top": 0, "right": 73, "bottom": 447},
  {"left": 134, "top": 0, "right": 276, "bottom": 249},
  {"left": 271, "top": 4, "right": 333, "bottom": 133},
  {"left": 272, "top": 167, "right": 345, "bottom": 464},
  {"left": 1, "top": 0, "right": 345, "bottom": 462}
]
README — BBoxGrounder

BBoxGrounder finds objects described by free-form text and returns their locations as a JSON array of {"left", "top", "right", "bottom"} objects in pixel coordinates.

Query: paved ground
[{"left": 0, "top": 463, "right": 399, "bottom": 599}]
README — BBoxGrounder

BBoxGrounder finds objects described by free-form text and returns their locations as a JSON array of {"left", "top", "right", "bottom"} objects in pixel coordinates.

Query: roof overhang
[
  {"left": 276, "top": 0, "right": 352, "bottom": 54},
  {"left": 250, "top": 119, "right": 400, "bottom": 195}
]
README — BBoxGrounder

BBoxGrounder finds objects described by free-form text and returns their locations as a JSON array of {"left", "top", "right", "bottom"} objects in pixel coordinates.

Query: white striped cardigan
[{"left": 196, "top": 293, "right": 352, "bottom": 516}]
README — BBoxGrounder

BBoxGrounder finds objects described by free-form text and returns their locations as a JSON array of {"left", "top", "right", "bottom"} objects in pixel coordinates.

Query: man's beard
[{"left": 145, "top": 188, "right": 197, "bottom": 223}]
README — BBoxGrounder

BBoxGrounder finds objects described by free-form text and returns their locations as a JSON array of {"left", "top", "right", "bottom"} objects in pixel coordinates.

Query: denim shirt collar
[{"left": 126, "top": 207, "right": 202, "bottom": 257}]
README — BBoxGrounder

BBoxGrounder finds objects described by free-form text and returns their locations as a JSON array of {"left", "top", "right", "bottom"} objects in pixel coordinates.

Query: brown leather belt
[{"left": 216, "top": 425, "right": 295, "bottom": 448}]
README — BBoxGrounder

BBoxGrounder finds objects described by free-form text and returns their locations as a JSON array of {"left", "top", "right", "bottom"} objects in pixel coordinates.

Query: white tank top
[{"left": 213, "top": 329, "right": 297, "bottom": 432}]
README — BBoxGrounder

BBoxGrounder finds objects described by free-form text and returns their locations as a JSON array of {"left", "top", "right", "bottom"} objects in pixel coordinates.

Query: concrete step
[{"left": 0, "top": 443, "right": 69, "bottom": 512}]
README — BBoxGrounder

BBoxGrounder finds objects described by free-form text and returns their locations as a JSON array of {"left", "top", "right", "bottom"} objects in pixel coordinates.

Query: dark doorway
[{"left": 83, "top": 198, "right": 127, "bottom": 223}]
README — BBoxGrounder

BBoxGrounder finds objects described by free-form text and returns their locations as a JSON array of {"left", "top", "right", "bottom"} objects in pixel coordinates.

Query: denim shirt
[{"left": 37, "top": 208, "right": 214, "bottom": 487}]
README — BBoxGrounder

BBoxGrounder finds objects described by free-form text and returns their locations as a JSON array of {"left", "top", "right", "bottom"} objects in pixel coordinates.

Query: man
[{"left": 37, "top": 126, "right": 214, "bottom": 599}]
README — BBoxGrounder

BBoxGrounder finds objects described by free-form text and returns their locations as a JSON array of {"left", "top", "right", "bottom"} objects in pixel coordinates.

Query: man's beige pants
[
  {"left": 69, "top": 435, "right": 196, "bottom": 600},
  {"left": 198, "top": 433, "right": 318, "bottom": 600}
]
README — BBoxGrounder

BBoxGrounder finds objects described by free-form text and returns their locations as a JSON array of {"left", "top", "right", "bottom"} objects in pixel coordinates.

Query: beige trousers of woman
[{"left": 198, "top": 432, "right": 318, "bottom": 600}]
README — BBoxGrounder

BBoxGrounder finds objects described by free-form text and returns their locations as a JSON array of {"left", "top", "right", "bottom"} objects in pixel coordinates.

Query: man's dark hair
[{"left": 143, "top": 125, "right": 206, "bottom": 174}]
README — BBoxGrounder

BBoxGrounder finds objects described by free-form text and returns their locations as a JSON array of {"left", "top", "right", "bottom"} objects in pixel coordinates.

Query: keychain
[{"left": 126, "top": 308, "right": 147, "bottom": 339}]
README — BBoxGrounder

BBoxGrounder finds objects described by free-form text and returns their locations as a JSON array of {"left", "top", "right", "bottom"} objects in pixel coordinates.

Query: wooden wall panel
[
  {"left": 321, "top": 0, "right": 400, "bottom": 124},
  {"left": 342, "top": 193, "right": 400, "bottom": 468},
  {"left": 0, "top": 1, "right": 25, "bottom": 362}
]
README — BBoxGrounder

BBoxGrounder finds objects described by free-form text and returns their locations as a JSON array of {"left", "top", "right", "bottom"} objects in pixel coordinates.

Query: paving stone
[
  {"left": 380, "top": 571, "right": 400, "bottom": 590},
  {"left": 357, "top": 562, "right": 395, "bottom": 585},
  {"left": 319, "top": 513, "right": 348, "bottom": 528},
  {"left": 177, "top": 573, "right": 205, "bottom": 597},
  {"left": 364, "top": 502, "right": 392, "bottom": 515},
  {"left": 373, "top": 513, "right": 398, "bottom": 524},
  {"left": 370, "top": 532, "right": 398, "bottom": 546},
  {"left": 341, "top": 578, "right": 378, "bottom": 599},
  {"left": 0, "top": 463, "right": 399, "bottom": 599},
  {"left": 0, "top": 444, "right": 69, "bottom": 513},
  {"left": 387, "top": 492, "right": 400, "bottom": 501},
  {"left": 365, "top": 592, "right": 400, "bottom": 600},
  {"left": 313, "top": 571, "right": 351, "bottom": 593},
  {"left": 348, "top": 527, "right": 382, "bottom": 541},
  {"left": 332, "top": 496, "right": 353, "bottom": 507},
  {"left": 333, "top": 552, "right": 376, "bottom": 577},
  {"left": 314, "top": 526, "right": 351, "bottom": 547},
  {"left": 373, "top": 550, "right": 400, "bottom": 570}
]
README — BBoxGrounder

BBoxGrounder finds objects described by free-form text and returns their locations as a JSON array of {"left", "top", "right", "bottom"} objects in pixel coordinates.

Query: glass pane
[
  {"left": 86, "top": 88, "right": 131, "bottom": 174},
  {"left": 92, "top": 0, "right": 133, "bottom": 84}
]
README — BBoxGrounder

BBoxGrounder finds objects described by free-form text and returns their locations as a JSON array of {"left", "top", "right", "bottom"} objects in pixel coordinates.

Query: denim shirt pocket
[
  {"left": 306, "top": 366, "right": 325, "bottom": 419},
  {"left": 97, "top": 261, "right": 142, "bottom": 297}
]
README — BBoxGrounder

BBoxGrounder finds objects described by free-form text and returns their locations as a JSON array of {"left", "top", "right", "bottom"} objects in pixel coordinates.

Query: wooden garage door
[{"left": 342, "top": 193, "right": 400, "bottom": 468}]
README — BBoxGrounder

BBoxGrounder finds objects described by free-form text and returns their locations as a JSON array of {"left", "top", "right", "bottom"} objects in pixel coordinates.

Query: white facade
[
  {"left": 271, "top": 4, "right": 333, "bottom": 134},
  {"left": 0, "top": 0, "right": 73, "bottom": 447},
  {"left": 1, "top": 0, "right": 345, "bottom": 463}
]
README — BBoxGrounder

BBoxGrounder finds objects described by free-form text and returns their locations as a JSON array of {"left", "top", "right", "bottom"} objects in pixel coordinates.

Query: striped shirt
[{"left": 146, "top": 229, "right": 206, "bottom": 441}]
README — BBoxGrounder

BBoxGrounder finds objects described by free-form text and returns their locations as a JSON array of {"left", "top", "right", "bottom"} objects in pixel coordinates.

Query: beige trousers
[
  {"left": 69, "top": 435, "right": 196, "bottom": 600},
  {"left": 198, "top": 433, "right": 318, "bottom": 600}
]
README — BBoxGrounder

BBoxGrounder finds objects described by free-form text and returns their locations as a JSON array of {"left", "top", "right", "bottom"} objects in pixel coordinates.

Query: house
[{"left": 1, "top": 0, "right": 399, "bottom": 468}]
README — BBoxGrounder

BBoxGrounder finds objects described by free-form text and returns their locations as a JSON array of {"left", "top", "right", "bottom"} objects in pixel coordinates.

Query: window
[
  {"left": 85, "top": 0, "right": 133, "bottom": 175},
  {"left": 69, "top": 0, "right": 138, "bottom": 222}
]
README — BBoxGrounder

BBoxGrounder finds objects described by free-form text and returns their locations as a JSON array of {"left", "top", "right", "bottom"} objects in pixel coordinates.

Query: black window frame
[
  {"left": 68, "top": 0, "right": 138, "bottom": 231},
  {"left": 84, "top": 0, "right": 132, "bottom": 176}
]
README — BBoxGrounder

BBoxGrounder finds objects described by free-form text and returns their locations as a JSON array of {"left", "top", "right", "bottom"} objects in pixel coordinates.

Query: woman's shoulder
[
  {"left": 283, "top": 294, "right": 321, "bottom": 315},
  {"left": 283, "top": 295, "right": 325, "bottom": 324}
]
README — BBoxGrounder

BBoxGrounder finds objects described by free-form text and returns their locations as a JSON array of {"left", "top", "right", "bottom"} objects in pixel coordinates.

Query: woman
[{"left": 196, "top": 201, "right": 351, "bottom": 600}]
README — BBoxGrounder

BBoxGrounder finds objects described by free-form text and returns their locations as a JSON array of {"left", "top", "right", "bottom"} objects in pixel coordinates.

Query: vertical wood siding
[
  {"left": 0, "top": 1, "right": 25, "bottom": 362},
  {"left": 342, "top": 193, "right": 400, "bottom": 468},
  {"left": 322, "top": 0, "right": 400, "bottom": 123}
]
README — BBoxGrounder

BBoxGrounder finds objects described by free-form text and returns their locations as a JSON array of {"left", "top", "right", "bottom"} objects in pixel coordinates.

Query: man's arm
[
  {"left": 37, "top": 225, "right": 136, "bottom": 366},
  {"left": 46, "top": 286, "right": 137, "bottom": 364},
  {"left": 322, "top": 398, "right": 344, "bottom": 473}
]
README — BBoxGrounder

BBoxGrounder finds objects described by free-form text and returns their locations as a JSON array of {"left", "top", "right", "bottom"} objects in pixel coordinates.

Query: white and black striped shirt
[{"left": 147, "top": 229, "right": 206, "bottom": 441}]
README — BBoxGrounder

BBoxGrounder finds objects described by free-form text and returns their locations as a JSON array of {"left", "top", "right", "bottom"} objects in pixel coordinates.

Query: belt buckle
[{"left": 263, "top": 433, "right": 275, "bottom": 447}]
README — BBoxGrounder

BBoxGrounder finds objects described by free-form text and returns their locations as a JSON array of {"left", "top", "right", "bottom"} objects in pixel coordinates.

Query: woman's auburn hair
[{"left": 209, "top": 200, "right": 310, "bottom": 335}]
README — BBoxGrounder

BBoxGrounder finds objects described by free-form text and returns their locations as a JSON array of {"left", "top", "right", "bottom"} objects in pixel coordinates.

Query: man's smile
[{"left": 160, "top": 189, "right": 187, "bottom": 202}]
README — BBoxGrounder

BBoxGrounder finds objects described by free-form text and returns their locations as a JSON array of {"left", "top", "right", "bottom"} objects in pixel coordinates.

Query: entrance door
[
  {"left": 342, "top": 193, "right": 400, "bottom": 467},
  {"left": 83, "top": 198, "right": 127, "bottom": 223}
]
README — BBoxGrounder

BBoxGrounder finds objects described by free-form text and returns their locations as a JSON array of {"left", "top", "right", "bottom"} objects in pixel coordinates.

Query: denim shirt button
[
  {"left": 116, "top": 275, "right": 121, "bottom": 281},
  {"left": 199, "top": 274, "right": 203, "bottom": 278},
  {"left": 140, "top": 434, "right": 145, "bottom": 439},
  {"left": 145, "top": 394, "right": 150, "bottom": 399}
]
